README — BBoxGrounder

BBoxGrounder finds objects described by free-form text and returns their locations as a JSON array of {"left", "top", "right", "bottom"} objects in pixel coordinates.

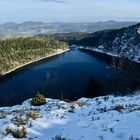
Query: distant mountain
[
  {"left": 75, "top": 23, "right": 140, "bottom": 62},
  {"left": 0, "top": 21, "right": 138, "bottom": 39}
]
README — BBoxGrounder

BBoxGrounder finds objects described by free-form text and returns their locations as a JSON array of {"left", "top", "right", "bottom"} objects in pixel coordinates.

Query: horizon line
[{"left": 0, "top": 20, "right": 139, "bottom": 25}]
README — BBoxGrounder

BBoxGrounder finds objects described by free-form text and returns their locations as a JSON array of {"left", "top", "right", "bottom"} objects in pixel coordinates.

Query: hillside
[
  {"left": 75, "top": 23, "right": 140, "bottom": 63},
  {"left": 0, "top": 92, "right": 140, "bottom": 139},
  {"left": 0, "top": 21, "right": 137, "bottom": 39},
  {"left": 0, "top": 37, "right": 68, "bottom": 75}
]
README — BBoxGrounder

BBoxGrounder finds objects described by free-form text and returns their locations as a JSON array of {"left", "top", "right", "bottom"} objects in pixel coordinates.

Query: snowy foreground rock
[{"left": 0, "top": 92, "right": 140, "bottom": 140}]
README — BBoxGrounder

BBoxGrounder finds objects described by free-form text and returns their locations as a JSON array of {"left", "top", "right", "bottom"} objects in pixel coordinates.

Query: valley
[
  {"left": 0, "top": 21, "right": 140, "bottom": 140},
  {"left": 1, "top": 0, "right": 140, "bottom": 139}
]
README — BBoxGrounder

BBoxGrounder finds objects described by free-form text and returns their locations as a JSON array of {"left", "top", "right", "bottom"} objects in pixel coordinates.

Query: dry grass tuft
[
  {"left": 26, "top": 111, "right": 39, "bottom": 120},
  {"left": 5, "top": 126, "right": 26, "bottom": 138}
]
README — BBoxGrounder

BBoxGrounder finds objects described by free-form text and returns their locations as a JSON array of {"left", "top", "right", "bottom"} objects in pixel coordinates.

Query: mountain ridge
[{"left": 0, "top": 21, "right": 138, "bottom": 39}]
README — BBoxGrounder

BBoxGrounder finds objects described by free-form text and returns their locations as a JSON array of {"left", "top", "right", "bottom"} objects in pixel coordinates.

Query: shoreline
[
  {"left": 79, "top": 47, "right": 140, "bottom": 64},
  {"left": 1, "top": 48, "right": 70, "bottom": 77}
]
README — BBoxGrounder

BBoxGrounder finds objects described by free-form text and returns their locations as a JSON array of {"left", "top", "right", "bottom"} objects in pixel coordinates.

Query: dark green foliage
[
  {"left": 71, "top": 29, "right": 118, "bottom": 47},
  {"left": 46, "top": 32, "right": 89, "bottom": 45},
  {"left": 31, "top": 93, "right": 46, "bottom": 106},
  {"left": 0, "top": 37, "right": 68, "bottom": 75}
]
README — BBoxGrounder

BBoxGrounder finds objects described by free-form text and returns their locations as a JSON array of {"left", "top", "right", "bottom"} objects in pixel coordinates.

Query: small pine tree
[{"left": 31, "top": 92, "right": 46, "bottom": 106}]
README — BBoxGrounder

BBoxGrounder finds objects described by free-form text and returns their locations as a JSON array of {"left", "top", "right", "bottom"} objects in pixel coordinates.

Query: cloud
[
  {"left": 42, "top": 0, "right": 66, "bottom": 3},
  {"left": 1, "top": 0, "right": 67, "bottom": 4}
]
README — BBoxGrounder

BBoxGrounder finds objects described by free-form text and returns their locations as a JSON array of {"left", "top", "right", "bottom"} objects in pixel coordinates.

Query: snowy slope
[
  {"left": 0, "top": 92, "right": 140, "bottom": 140},
  {"left": 76, "top": 23, "right": 140, "bottom": 63}
]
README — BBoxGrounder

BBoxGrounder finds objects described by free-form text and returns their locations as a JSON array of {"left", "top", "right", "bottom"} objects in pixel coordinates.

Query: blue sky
[{"left": 0, "top": 0, "right": 140, "bottom": 23}]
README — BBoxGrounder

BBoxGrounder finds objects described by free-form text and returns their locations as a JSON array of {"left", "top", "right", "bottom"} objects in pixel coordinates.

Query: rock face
[{"left": 76, "top": 23, "right": 140, "bottom": 62}]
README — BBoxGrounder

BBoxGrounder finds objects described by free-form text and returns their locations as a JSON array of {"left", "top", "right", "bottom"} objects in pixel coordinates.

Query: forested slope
[{"left": 0, "top": 37, "right": 68, "bottom": 75}]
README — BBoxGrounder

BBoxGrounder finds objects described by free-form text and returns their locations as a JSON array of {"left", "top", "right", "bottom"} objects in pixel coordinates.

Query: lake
[{"left": 0, "top": 48, "right": 140, "bottom": 107}]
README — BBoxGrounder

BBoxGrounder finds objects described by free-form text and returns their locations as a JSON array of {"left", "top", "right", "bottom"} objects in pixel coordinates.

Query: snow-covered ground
[
  {"left": 79, "top": 46, "right": 118, "bottom": 57},
  {"left": 79, "top": 46, "right": 140, "bottom": 63},
  {"left": 0, "top": 91, "right": 140, "bottom": 140}
]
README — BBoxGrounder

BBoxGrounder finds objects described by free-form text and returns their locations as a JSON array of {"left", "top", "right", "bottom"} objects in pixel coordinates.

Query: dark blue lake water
[{"left": 0, "top": 49, "right": 140, "bottom": 106}]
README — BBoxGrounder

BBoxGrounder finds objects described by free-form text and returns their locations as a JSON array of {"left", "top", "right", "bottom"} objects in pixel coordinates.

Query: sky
[{"left": 0, "top": 0, "right": 140, "bottom": 23}]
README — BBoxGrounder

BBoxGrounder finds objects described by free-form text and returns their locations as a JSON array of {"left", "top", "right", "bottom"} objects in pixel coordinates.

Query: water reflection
[
  {"left": 0, "top": 49, "right": 140, "bottom": 106},
  {"left": 85, "top": 76, "right": 103, "bottom": 98},
  {"left": 81, "top": 48, "right": 140, "bottom": 96}
]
